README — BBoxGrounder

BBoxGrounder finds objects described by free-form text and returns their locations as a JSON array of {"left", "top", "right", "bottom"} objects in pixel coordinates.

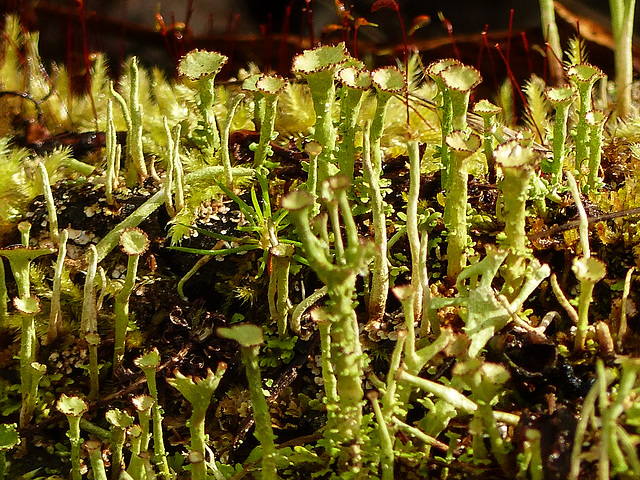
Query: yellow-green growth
[
  {"left": 113, "top": 228, "right": 149, "bottom": 373},
  {"left": 545, "top": 85, "right": 577, "bottom": 186},
  {"left": 494, "top": 141, "right": 539, "bottom": 299},
  {"left": 444, "top": 131, "right": 481, "bottom": 281},
  {"left": 292, "top": 43, "right": 348, "bottom": 182},
  {"left": 254, "top": 75, "right": 287, "bottom": 168},
  {"left": 133, "top": 348, "right": 171, "bottom": 478},
  {"left": 567, "top": 63, "right": 604, "bottom": 169},
  {"left": 56, "top": 395, "right": 89, "bottom": 480},
  {"left": 167, "top": 363, "right": 227, "bottom": 480},
  {"left": 178, "top": 49, "right": 228, "bottom": 151},
  {"left": 218, "top": 324, "right": 278, "bottom": 478}
]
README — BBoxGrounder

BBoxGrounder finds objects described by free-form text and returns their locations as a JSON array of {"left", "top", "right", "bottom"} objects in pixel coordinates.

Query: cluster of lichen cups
[{"left": 2, "top": 6, "right": 640, "bottom": 479}]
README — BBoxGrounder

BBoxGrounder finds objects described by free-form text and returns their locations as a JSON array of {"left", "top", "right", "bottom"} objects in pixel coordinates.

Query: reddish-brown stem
[
  {"left": 506, "top": 9, "right": 514, "bottom": 66},
  {"left": 482, "top": 28, "right": 499, "bottom": 93},
  {"left": 521, "top": 31, "right": 533, "bottom": 77},
  {"left": 260, "top": 14, "right": 273, "bottom": 72},
  {"left": 305, "top": 0, "right": 314, "bottom": 47},
  {"left": 225, "top": 13, "right": 240, "bottom": 78},
  {"left": 545, "top": 41, "right": 567, "bottom": 82},
  {"left": 279, "top": 7, "right": 291, "bottom": 76},
  {"left": 439, "top": 12, "right": 461, "bottom": 61},
  {"left": 495, "top": 42, "right": 542, "bottom": 140}
]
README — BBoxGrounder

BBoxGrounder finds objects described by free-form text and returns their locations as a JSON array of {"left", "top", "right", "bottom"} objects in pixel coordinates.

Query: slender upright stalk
[
  {"left": 292, "top": 43, "right": 348, "bottom": 183},
  {"left": 127, "top": 58, "right": 147, "bottom": 184},
  {"left": 178, "top": 50, "right": 228, "bottom": 151},
  {"left": 567, "top": 63, "right": 604, "bottom": 169},
  {"left": 57, "top": 395, "right": 89, "bottom": 480},
  {"left": 545, "top": 86, "right": 576, "bottom": 186},
  {"left": 113, "top": 228, "right": 149, "bottom": 373},
  {"left": 444, "top": 131, "right": 481, "bottom": 281},
  {"left": 336, "top": 66, "right": 371, "bottom": 181},
  {"left": 253, "top": 75, "right": 287, "bottom": 169},
  {"left": 610, "top": 0, "right": 637, "bottom": 118},
  {"left": 472, "top": 100, "right": 502, "bottom": 184},
  {"left": 539, "top": 0, "right": 564, "bottom": 85},
  {"left": 220, "top": 93, "right": 245, "bottom": 187},
  {"left": 37, "top": 162, "right": 59, "bottom": 244},
  {"left": 586, "top": 109, "right": 606, "bottom": 191},
  {"left": 167, "top": 363, "right": 227, "bottom": 480},
  {"left": 48, "top": 229, "right": 68, "bottom": 343},
  {"left": 494, "top": 141, "right": 540, "bottom": 299},
  {"left": 361, "top": 121, "right": 389, "bottom": 322}
]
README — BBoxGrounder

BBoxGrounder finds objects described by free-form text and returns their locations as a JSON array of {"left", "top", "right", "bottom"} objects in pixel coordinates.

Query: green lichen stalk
[
  {"left": 126, "top": 58, "right": 147, "bottom": 184},
  {"left": 105, "top": 96, "right": 119, "bottom": 205},
  {"left": 538, "top": 0, "right": 564, "bottom": 85},
  {"left": 57, "top": 395, "right": 89, "bottom": 480},
  {"left": 131, "top": 394, "right": 154, "bottom": 454},
  {"left": 15, "top": 296, "right": 41, "bottom": 427},
  {"left": 220, "top": 93, "right": 245, "bottom": 187},
  {"left": 167, "top": 363, "right": 227, "bottom": 480},
  {"left": 283, "top": 180, "right": 374, "bottom": 470},
  {"left": 494, "top": 140, "right": 540, "bottom": 300},
  {"left": 134, "top": 348, "right": 171, "bottom": 478},
  {"left": 567, "top": 63, "right": 604, "bottom": 170},
  {"left": 269, "top": 243, "right": 294, "bottom": 336},
  {"left": 47, "top": 229, "right": 68, "bottom": 343},
  {"left": 472, "top": 100, "right": 502, "bottom": 184},
  {"left": 572, "top": 256, "right": 606, "bottom": 351},
  {"left": 406, "top": 141, "right": 427, "bottom": 323},
  {"left": 84, "top": 440, "right": 108, "bottom": 480},
  {"left": 545, "top": 86, "right": 576, "bottom": 186},
  {"left": 292, "top": 43, "right": 348, "bottom": 183},
  {"left": 610, "top": 0, "right": 637, "bottom": 118},
  {"left": 426, "top": 59, "right": 462, "bottom": 189},
  {"left": 37, "top": 161, "right": 59, "bottom": 244},
  {"left": 113, "top": 228, "right": 149, "bottom": 373},
  {"left": 218, "top": 325, "right": 278, "bottom": 478},
  {"left": 336, "top": 65, "right": 371, "bottom": 181},
  {"left": 178, "top": 49, "right": 228, "bottom": 151},
  {"left": 105, "top": 409, "right": 134, "bottom": 480},
  {"left": 586, "top": 109, "right": 606, "bottom": 191},
  {"left": 253, "top": 75, "right": 287, "bottom": 169},
  {"left": 361, "top": 121, "right": 389, "bottom": 323},
  {"left": 82, "top": 245, "right": 100, "bottom": 400},
  {"left": 21, "top": 361, "right": 45, "bottom": 428},
  {"left": 370, "top": 66, "right": 405, "bottom": 177},
  {"left": 444, "top": 131, "right": 481, "bottom": 281}
]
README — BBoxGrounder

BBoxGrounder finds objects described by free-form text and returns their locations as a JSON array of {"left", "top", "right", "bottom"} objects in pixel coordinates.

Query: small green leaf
[
  {"left": 56, "top": 394, "right": 88, "bottom": 417},
  {"left": 292, "top": 43, "right": 348, "bottom": 75},
  {"left": 119, "top": 227, "right": 150, "bottom": 256},
  {"left": 372, "top": 66, "right": 405, "bottom": 92},
  {"left": 217, "top": 324, "right": 264, "bottom": 347},
  {"left": 440, "top": 64, "right": 482, "bottom": 92},
  {"left": 256, "top": 75, "right": 287, "bottom": 96},
  {"left": 134, "top": 347, "right": 161, "bottom": 369},
  {"left": 0, "top": 423, "right": 20, "bottom": 450},
  {"left": 105, "top": 409, "right": 134, "bottom": 429},
  {"left": 178, "top": 50, "right": 228, "bottom": 80},
  {"left": 281, "top": 190, "right": 314, "bottom": 212},
  {"left": 12, "top": 295, "right": 40, "bottom": 315},
  {"left": 572, "top": 257, "right": 606, "bottom": 283}
]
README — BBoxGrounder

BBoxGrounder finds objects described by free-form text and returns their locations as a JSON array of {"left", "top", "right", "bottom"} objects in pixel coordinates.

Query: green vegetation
[{"left": 2, "top": 4, "right": 640, "bottom": 479}]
